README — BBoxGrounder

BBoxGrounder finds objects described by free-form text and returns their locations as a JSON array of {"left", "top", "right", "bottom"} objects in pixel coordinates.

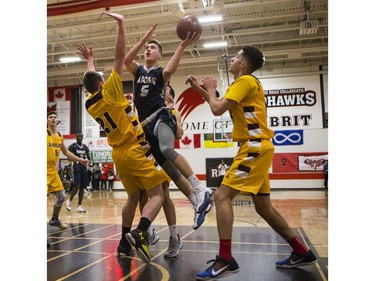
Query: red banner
[
  {"left": 47, "top": 87, "right": 72, "bottom": 135},
  {"left": 272, "top": 153, "right": 299, "bottom": 173},
  {"left": 273, "top": 152, "right": 328, "bottom": 173}
]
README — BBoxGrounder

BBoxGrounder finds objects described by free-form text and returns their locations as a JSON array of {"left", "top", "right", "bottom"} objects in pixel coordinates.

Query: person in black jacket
[
  {"left": 92, "top": 163, "right": 100, "bottom": 190},
  {"left": 107, "top": 168, "right": 115, "bottom": 191}
]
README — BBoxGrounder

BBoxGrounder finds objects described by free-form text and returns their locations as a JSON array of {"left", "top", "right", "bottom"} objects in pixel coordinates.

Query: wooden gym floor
[{"left": 47, "top": 189, "right": 328, "bottom": 281}]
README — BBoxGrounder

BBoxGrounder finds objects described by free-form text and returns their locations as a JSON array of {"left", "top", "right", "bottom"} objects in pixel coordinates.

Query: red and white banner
[
  {"left": 298, "top": 154, "right": 327, "bottom": 171},
  {"left": 174, "top": 134, "right": 201, "bottom": 149},
  {"left": 272, "top": 152, "right": 328, "bottom": 173},
  {"left": 86, "top": 137, "right": 109, "bottom": 149},
  {"left": 47, "top": 87, "right": 71, "bottom": 135}
]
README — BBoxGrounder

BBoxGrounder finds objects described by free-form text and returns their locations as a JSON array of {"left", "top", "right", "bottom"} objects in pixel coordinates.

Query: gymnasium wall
[{"left": 52, "top": 67, "right": 328, "bottom": 190}]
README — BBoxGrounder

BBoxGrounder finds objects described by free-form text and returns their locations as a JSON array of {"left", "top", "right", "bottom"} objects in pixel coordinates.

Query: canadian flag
[
  {"left": 48, "top": 88, "right": 71, "bottom": 102},
  {"left": 47, "top": 87, "right": 72, "bottom": 135},
  {"left": 174, "top": 134, "right": 201, "bottom": 149},
  {"left": 47, "top": 87, "right": 72, "bottom": 113}
]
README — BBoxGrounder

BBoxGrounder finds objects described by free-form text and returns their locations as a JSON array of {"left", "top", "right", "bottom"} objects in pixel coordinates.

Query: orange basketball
[{"left": 176, "top": 15, "right": 202, "bottom": 40}]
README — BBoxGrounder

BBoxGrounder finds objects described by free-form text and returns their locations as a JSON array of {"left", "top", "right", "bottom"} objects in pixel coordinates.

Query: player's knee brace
[{"left": 160, "top": 147, "right": 179, "bottom": 162}]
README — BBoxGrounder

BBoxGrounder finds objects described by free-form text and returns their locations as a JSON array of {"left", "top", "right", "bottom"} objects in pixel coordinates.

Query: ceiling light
[
  {"left": 198, "top": 15, "right": 223, "bottom": 23},
  {"left": 59, "top": 56, "right": 81, "bottom": 63},
  {"left": 203, "top": 41, "right": 228, "bottom": 48}
]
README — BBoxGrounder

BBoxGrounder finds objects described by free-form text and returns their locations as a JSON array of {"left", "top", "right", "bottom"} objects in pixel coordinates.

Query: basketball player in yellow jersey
[
  {"left": 186, "top": 46, "right": 317, "bottom": 280},
  {"left": 47, "top": 111, "right": 90, "bottom": 232},
  {"left": 78, "top": 10, "right": 168, "bottom": 263}
]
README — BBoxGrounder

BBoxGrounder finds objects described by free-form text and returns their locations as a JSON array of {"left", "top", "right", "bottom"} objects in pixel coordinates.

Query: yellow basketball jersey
[
  {"left": 224, "top": 75, "right": 274, "bottom": 142},
  {"left": 85, "top": 70, "right": 146, "bottom": 147},
  {"left": 47, "top": 129, "right": 62, "bottom": 174}
]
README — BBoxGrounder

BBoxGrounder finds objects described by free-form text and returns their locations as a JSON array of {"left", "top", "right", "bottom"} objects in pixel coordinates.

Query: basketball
[{"left": 176, "top": 15, "right": 202, "bottom": 40}]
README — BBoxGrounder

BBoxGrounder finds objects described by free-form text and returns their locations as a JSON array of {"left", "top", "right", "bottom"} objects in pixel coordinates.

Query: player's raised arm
[
  {"left": 124, "top": 23, "right": 157, "bottom": 75},
  {"left": 102, "top": 11, "right": 126, "bottom": 75},
  {"left": 77, "top": 44, "right": 95, "bottom": 71}
]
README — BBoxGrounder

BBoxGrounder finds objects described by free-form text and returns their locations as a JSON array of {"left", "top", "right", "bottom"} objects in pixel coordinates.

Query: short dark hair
[
  {"left": 147, "top": 39, "right": 163, "bottom": 54},
  {"left": 242, "top": 46, "right": 264, "bottom": 73},
  {"left": 47, "top": 111, "right": 57, "bottom": 117},
  {"left": 83, "top": 71, "right": 103, "bottom": 93},
  {"left": 167, "top": 85, "right": 175, "bottom": 99}
]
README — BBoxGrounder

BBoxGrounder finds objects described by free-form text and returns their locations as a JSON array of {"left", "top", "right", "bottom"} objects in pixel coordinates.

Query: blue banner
[{"left": 272, "top": 130, "right": 303, "bottom": 146}]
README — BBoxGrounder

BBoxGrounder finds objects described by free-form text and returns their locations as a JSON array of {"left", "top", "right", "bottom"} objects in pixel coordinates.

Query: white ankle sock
[
  {"left": 188, "top": 192, "right": 197, "bottom": 207},
  {"left": 187, "top": 174, "right": 201, "bottom": 189}
]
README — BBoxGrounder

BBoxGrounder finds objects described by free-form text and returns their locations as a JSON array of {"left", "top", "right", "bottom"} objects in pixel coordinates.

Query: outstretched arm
[
  {"left": 185, "top": 75, "right": 208, "bottom": 99},
  {"left": 186, "top": 75, "right": 236, "bottom": 116},
  {"left": 163, "top": 32, "right": 200, "bottom": 82},
  {"left": 61, "top": 142, "right": 91, "bottom": 166},
  {"left": 77, "top": 44, "right": 95, "bottom": 71},
  {"left": 77, "top": 10, "right": 125, "bottom": 75},
  {"left": 124, "top": 23, "right": 157, "bottom": 75},
  {"left": 85, "top": 145, "right": 91, "bottom": 161},
  {"left": 103, "top": 11, "right": 125, "bottom": 75}
]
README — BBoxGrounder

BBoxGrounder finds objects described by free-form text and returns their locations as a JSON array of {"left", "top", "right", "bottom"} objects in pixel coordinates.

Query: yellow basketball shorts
[
  {"left": 47, "top": 169, "right": 64, "bottom": 193},
  {"left": 112, "top": 142, "right": 169, "bottom": 195},
  {"left": 222, "top": 139, "right": 274, "bottom": 195}
]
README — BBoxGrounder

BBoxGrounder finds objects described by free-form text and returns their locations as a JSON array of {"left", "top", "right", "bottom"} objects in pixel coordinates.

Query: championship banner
[
  {"left": 272, "top": 129, "right": 303, "bottom": 146},
  {"left": 203, "top": 133, "right": 234, "bottom": 148},
  {"left": 47, "top": 87, "right": 71, "bottom": 135},
  {"left": 174, "top": 134, "right": 201, "bottom": 149}
]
